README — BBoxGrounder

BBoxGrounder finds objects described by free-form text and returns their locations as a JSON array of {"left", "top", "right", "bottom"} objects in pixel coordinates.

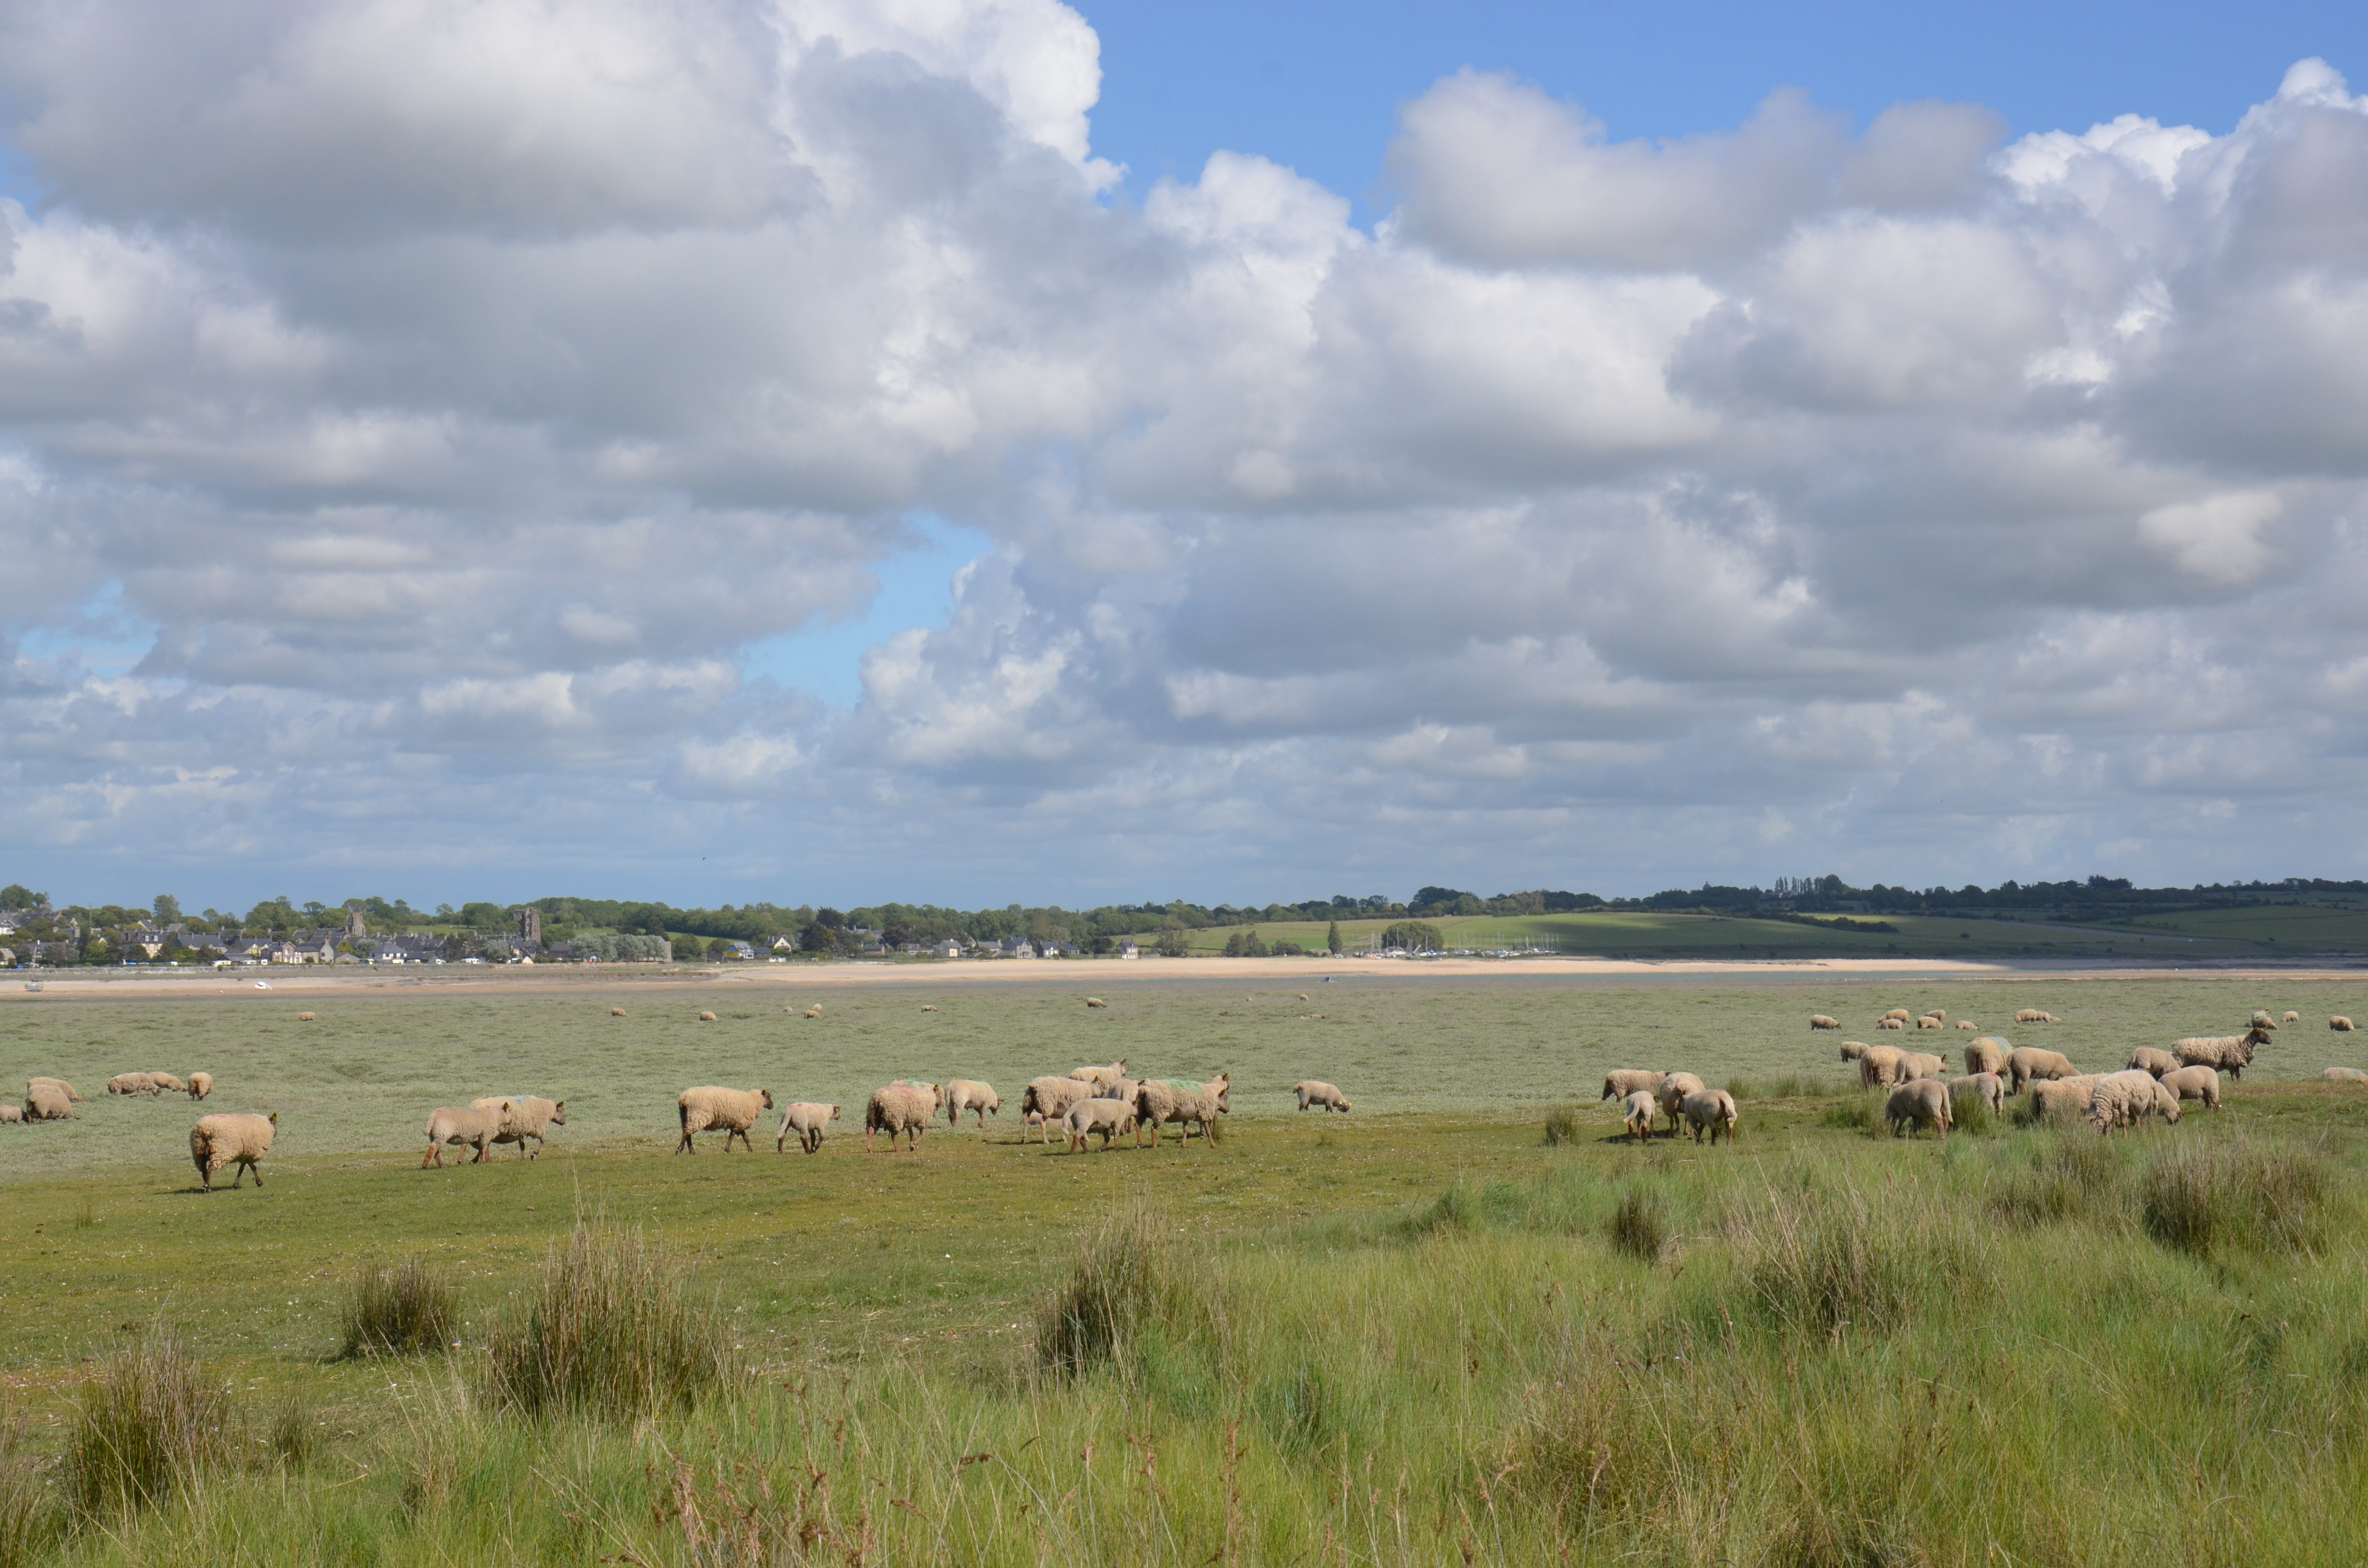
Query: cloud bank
[{"left": 2, "top": 3, "right": 2366, "bottom": 902}]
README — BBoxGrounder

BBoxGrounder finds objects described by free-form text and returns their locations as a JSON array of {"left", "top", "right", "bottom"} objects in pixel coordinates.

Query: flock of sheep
[{"left": 5, "top": 1071, "right": 272, "bottom": 1192}]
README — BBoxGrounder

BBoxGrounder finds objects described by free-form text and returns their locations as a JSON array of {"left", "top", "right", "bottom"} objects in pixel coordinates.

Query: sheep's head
[
  {"left": 1213, "top": 1075, "right": 1230, "bottom": 1113},
  {"left": 548, "top": 1101, "right": 567, "bottom": 1124},
  {"left": 760, "top": 1089, "right": 775, "bottom": 1109}
]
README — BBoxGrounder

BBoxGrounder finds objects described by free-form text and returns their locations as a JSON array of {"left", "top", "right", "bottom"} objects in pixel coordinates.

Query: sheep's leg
[{"left": 246, "top": 1160, "right": 263, "bottom": 1187}]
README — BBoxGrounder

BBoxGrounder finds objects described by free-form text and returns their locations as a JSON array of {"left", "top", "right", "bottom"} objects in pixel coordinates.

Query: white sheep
[
  {"left": 1885, "top": 1079, "right": 1951, "bottom": 1139},
  {"left": 2013, "top": 1009, "right": 2058, "bottom": 1025},
  {"left": 2126, "top": 1048, "right": 2182, "bottom": 1078},
  {"left": 470, "top": 1095, "right": 565, "bottom": 1158},
  {"left": 0, "top": 1104, "right": 19, "bottom": 1125},
  {"left": 1962, "top": 1037, "right": 2009, "bottom": 1078},
  {"left": 1023, "top": 1076, "right": 1099, "bottom": 1125},
  {"left": 1955, "top": 1020, "right": 1977, "bottom": 1031},
  {"left": 185, "top": 1073, "right": 213, "bottom": 1101},
  {"left": 191, "top": 1112, "right": 277, "bottom": 1191},
  {"left": 1063, "top": 1097, "right": 1138, "bottom": 1152},
  {"left": 1838, "top": 1041, "right": 1870, "bottom": 1063},
  {"left": 1070, "top": 1059, "right": 1129, "bottom": 1086},
  {"left": 2160, "top": 1065, "right": 2220, "bottom": 1109},
  {"left": 1881, "top": 1009, "right": 1912, "bottom": 1023},
  {"left": 775, "top": 1102, "right": 841, "bottom": 1153},
  {"left": 2332, "top": 1017, "right": 2357, "bottom": 1033},
  {"left": 1922, "top": 1009, "right": 1948, "bottom": 1023},
  {"left": 108, "top": 1073, "right": 159, "bottom": 1096},
  {"left": 2087, "top": 1070, "right": 2182, "bottom": 1134},
  {"left": 866, "top": 1082, "right": 938, "bottom": 1152},
  {"left": 2027, "top": 1075, "right": 2105, "bottom": 1120},
  {"left": 1621, "top": 1090, "right": 1657, "bottom": 1142},
  {"left": 1085, "top": 996, "right": 1108, "bottom": 1009},
  {"left": 1655, "top": 1072, "right": 1707, "bottom": 1134},
  {"left": 2173, "top": 1032, "right": 2263, "bottom": 1079},
  {"left": 1600, "top": 1070, "right": 1666, "bottom": 1101},
  {"left": 31, "top": 1078, "right": 82, "bottom": 1102},
  {"left": 1898, "top": 1052, "right": 1946, "bottom": 1082},
  {"left": 1876, "top": 1017, "right": 1905, "bottom": 1030},
  {"left": 2006, "top": 1048, "right": 2079, "bottom": 1094},
  {"left": 1857, "top": 1045, "right": 1905, "bottom": 1090},
  {"left": 2282, "top": 1011, "right": 2300, "bottom": 1024},
  {"left": 1681, "top": 1089, "right": 1738, "bottom": 1145},
  {"left": 945, "top": 1080, "right": 1002, "bottom": 1128},
  {"left": 1809, "top": 1014, "right": 1841, "bottom": 1031},
  {"left": 676, "top": 1086, "right": 774, "bottom": 1153},
  {"left": 1949, "top": 1072, "right": 2005, "bottom": 1115},
  {"left": 25, "top": 1082, "right": 75, "bottom": 1121},
  {"left": 1295, "top": 1081, "right": 1351, "bottom": 1113},
  {"left": 1134, "top": 1075, "right": 1230, "bottom": 1147},
  {"left": 1915, "top": 1016, "right": 1943, "bottom": 1030},
  {"left": 146, "top": 1073, "right": 187, "bottom": 1095},
  {"left": 424, "top": 1101, "right": 515, "bottom": 1166},
  {"left": 2322, "top": 1066, "right": 2368, "bottom": 1084}
]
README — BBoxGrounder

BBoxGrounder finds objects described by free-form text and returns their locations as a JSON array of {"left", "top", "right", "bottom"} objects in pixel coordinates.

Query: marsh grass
[
  {"left": 0, "top": 1428, "right": 53, "bottom": 1568},
  {"left": 482, "top": 1223, "right": 728, "bottom": 1421},
  {"left": 1949, "top": 1087, "right": 1996, "bottom": 1135},
  {"left": 2142, "top": 1135, "right": 2331, "bottom": 1257},
  {"left": 1541, "top": 1104, "right": 1582, "bottom": 1146},
  {"left": 1605, "top": 1187, "right": 1667, "bottom": 1262},
  {"left": 1035, "top": 1204, "right": 1176, "bottom": 1375},
  {"left": 1995, "top": 1131, "right": 2124, "bottom": 1227},
  {"left": 338, "top": 1260, "right": 459, "bottom": 1359},
  {"left": 1818, "top": 1097, "right": 1878, "bottom": 1133},
  {"left": 64, "top": 1328, "right": 238, "bottom": 1520}
]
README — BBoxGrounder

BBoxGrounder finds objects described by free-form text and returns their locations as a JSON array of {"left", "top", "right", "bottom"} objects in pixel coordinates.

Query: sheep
[
  {"left": 1955, "top": 1019, "right": 1978, "bottom": 1031},
  {"left": 1857, "top": 1045, "right": 1905, "bottom": 1090},
  {"left": 2013, "top": 1009, "right": 2058, "bottom": 1024},
  {"left": 1295, "top": 1080, "right": 1352, "bottom": 1113},
  {"left": 1885, "top": 1079, "right": 1951, "bottom": 1139},
  {"left": 1022, "top": 1076, "right": 1099, "bottom": 1126},
  {"left": 866, "top": 1082, "right": 938, "bottom": 1152},
  {"left": 675, "top": 1087, "right": 774, "bottom": 1153},
  {"left": 2006, "top": 1048, "right": 2079, "bottom": 1094},
  {"left": 2333, "top": 1017, "right": 2357, "bottom": 1033},
  {"left": 1655, "top": 1072, "right": 1708, "bottom": 1134},
  {"left": 146, "top": 1073, "right": 186, "bottom": 1095},
  {"left": 2282, "top": 1011, "right": 2300, "bottom": 1024},
  {"left": 1682, "top": 1089, "right": 1739, "bottom": 1145},
  {"left": 1621, "top": 1090, "right": 1657, "bottom": 1142},
  {"left": 24, "top": 1083, "right": 74, "bottom": 1121},
  {"left": 2251, "top": 1010, "right": 2277, "bottom": 1029},
  {"left": 697, "top": 1011, "right": 719, "bottom": 1023},
  {"left": 1962, "top": 1037, "right": 2009, "bottom": 1077},
  {"left": 424, "top": 1102, "right": 517, "bottom": 1167},
  {"left": 297, "top": 1012, "right": 316, "bottom": 1023},
  {"left": 2173, "top": 1033, "right": 2261, "bottom": 1079},
  {"left": 775, "top": 1102, "right": 841, "bottom": 1154},
  {"left": 1838, "top": 1041, "right": 1870, "bottom": 1063},
  {"left": 1881, "top": 1009, "right": 1912, "bottom": 1022},
  {"left": 1600, "top": 1069, "right": 1666, "bottom": 1101},
  {"left": 0, "top": 1104, "right": 19, "bottom": 1125},
  {"left": 2027, "top": 1075, "right": 2105, "bottom": 1121},
  {"left": 470, "top": 1095, "right": 565, "bottom": 1158},
  {"left": 611, "top": 1006, "right": 628, "bottom": 1017},
  {"left": 1949, "top": 1072, "right": 2005, "bottom": 1115},
  {"left": 1922, "top": 1009, "right": 1947, "bottom": 1023},
  {"left": 31, "top": 1078, "right": 82, "bottom": 1102},
  {"left": 921, "top": 1005, "right": 938, "bottom": 1012},
  {"left": 108, "top": 1073, "right": 158, "bottom": 1096},
  {"left": 191, "top": 1112, "right": 277, "bottom": 1191},
  {"left": 2160, "top": 1065, "right": 2221, "bottom": 1109},
  {"left": 1021, "top": 1108, "right": 1051, "bottom": 1142},
  {"left": 804, "top": 1005, "right": 823, "bottom": 1019},
  {"left": 2126, "top": 1048, "right": 2182, "bottom": 1078},
  {"left": 1809, "top": 1014, "right": 1841, "bottom": 1031},
  {"left": 1085, "top": 997, "right": 1109, "bottom": 1009},
  {"left": 946, "top": 1079, "right": 1002, "bottom": 1128},
  {"left": 1876, "top": 1017, "right": 1905, "bottom": 1030},
  {"left": 1915, "top": 1016, "right": 1943, "bottom": 1030},
  {"left": 1063, "top": 1097, "right": 1138, "bottom": 1152},
  {"left": 2322, "top": 1066, "right": 2368, "bottom": 1084},
  {"left": 1134, "top": 1075, "right": 1230, "bottom": 1147},
  {"left": 1070, "top": 1059, "right": 1129, "bottom": 1087},
  {"left": 185, "top": 1072, "right": 213, "bottom": 1101},
  {"left": 2087, "top": 1070, "right": 2182, "bottom": 1135},
  {"left": 1898, "top": 1052, "right": 1946, "bottom": 1082}
]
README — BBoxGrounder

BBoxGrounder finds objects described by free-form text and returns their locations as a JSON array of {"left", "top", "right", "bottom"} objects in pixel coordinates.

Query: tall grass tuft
[
  {"left": 0, "top": 1427, "right": 55, "bottom": 1568},
  {"left": 338, "top": 1259, "right": 459, "bottom": 1359},
  {"left": 1949, "top": 1085, "right": 1995, "bottom": 1136},
  {"left": 482, "top": 1223, "right": 728, "bottom": 1421},
  {"left": 1737, "top": 1179, "right": 1973, "bottom": 1335},
  {"left": 2142, "top": 1137, "right": 2330, "bottom": 1258},
  {"left": 1995, "top": 1132, "right": 2122, "bottom": 1227},
  {"left": 64, "top": 1327, "right": 238, "bottom": 1519},
  {"left": 1606, "top": 1187, "right": 1668, "bottom": 1262},
  {"left": 1819, "top": 1098, "right": 1877, "bottom": 1134},
  {"left": 1036, "top": 1205, "right": 1170, "bottom": 1375},
  {"left": 1739, "top": 1073, "right": 1837, "bottom": 1101},
  {"left": 1541, "top": 1104, "right": 1582, "bottom": 1147}
]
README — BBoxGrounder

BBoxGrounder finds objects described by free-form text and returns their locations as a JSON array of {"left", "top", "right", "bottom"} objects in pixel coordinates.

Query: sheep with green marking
[{"left": 1134, "top": 1074, "right": 1229, "bottom": 1147}]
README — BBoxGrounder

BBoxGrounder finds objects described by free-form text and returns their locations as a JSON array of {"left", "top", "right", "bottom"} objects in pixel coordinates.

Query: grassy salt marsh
[{"left": 0, "top": 971, "right": 2365, "bottom": 1564}]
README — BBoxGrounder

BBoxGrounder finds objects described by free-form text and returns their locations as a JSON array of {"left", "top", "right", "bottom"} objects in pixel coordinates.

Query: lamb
[
  {"left": 24, "top": 1082, "right": 74, "bottom": 1121},
  {"left": 2027, "top": 1075, "right": 2105, "bottom": 1120},
  {"left": 108, "top": 1073, "right": 158, "bottom": 1096},
  {"left": 1898, "top": 1052, "right": 1946, "bottom": 1082},
  {"left": 2087, "top": 1070, "right": 2182, "bottom": 1134},
  {"left": 424, "top": 1102, "right": 516, "bottom": 1167},
  {"left": 146, "top": 1073, "right": 186, "bottom": 1095},
  {"left": 1134, "top": 1075, "right": 1230, "bottom": 1147},
  {"left": 296, "top": 1012, "right": 316, "bottom": 1023},
  {"left": 2160, "top": 1065, "right": 2221, "bottom": 1109},
  {"left": 1915, "top": 1016, "right": 1943, "bottom": 1030},
  {"left": 1600, "top": 1069, "right": 1666, "bottom": 1101},
  {"left": 1295, "top": 1081, "right": 1351, "bottom": 1113},
  {"left": 775, "top": 1102, "right": 840, "bottom": 1154},
  {"left": 31, "top": 1078, "right": 82, "bottom": 1102},
  {"left": 2127, "top": 1048, "right": 2182, "bottom": 1078},
  {"left": 1876, "top": 1017, "right": 1905, "bottom": 1030},
  {"left": 1949, "top": 1072, "right": 2005, "bottom": 1115},
  {"left": 2282, "top": 1011, "right": 2300, "bottom": 1024},
  {"left": 0, "top": 1104, "right": 18, "bottom": 1124},
  {"left": 470, "top": 1094, "right": 565, "bottom": 1158},
  {"left": 1022, "top": 1075, "right": 1100, "bottom": 1125},
  {"left": 1838, "top": 1041, "right": 1870, "bottom": 1063},
  {"left": 2173, "top": 1033, "right": 2261, "bottom": 1079},
  {"left": 697, "top": 1011, "right": 719, "bottom": 1023},
  {"left": 1962, "top": 1037, "right": 2009, "bottom": 1077},
  {"left": 1809, "top": 1014, "right": 1841, "bottom": 1031},
  {"left": 2323, "top": 1066, "right": 2368, "bottom": 1084},
  {"left": 1070, "top": 1059, "right": 1129, "bottom": 1086},
  {"left": 1063, "top": 1097, "right": 1138, "bottom": 1152},
  {"left": 946, "top": 1080, "right": 1002, "bottom": 1128},
  {"left": 1885, "top": 1079, "right": 1952, "bottom": 1139},
  {"left": 1621, "top": 1090, "right": 1657, "bottom": 1142},
  {"left": 865, "top": 1081, "right": 938, "bottom": 1152},
  {"left": 1085, "top": 997, "right": 1109, "bottom": 1009},
  {"left": 1955, "top": 1020, "right": 1977, "bottom": 1031},
  {"left": 1655, "top": 1072, "right": 1708, "bottom": 1134},
  {"left": 2014, "top": 1009, "right": 2058, "bottom": 1024},
  {"left": 2333, "top": 1017, "right": 2357, "bottom": 1032},
  {"left": 185, "top": 1072, "right": 213, "bottom": 1101},
  {"left": 190, "top": 1112, "right": 277, "bottom": 1191},
  {"left": 1857, "top": 1045, "right": 1905, "bottom": 1090},
  {"left": 1681, "top": 1089, "right": 1739, "bottom": 1145},
  {"left": 611, "top": 1007, "right": 628, "bottom": 1017},
  {"left": 675, "top": 1087, "right": 774, "bottom": 1153},
  {"left": 2006, "top": 1048, "right": 2079, "bottom": 1094}
]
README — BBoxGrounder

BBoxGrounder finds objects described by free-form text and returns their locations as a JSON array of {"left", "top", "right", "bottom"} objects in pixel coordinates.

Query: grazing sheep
[
  {"left": 1885, "top": 1079, "right": 1951, "bottom": 1139},
  {"left": 2087, "top": 1070, "right": 2182, "bottom": 1134},
  {"left": 470, "top": 1095, "right": 565, "bottom": 1158},
  {"left": 1915, "top": 1016, "right": 1943, "bottom": 1030},
  {"left": 1922, "top": 1009, "right": 1947, "bottom": 1023},
  {"left": 146, "top": 1073, "right": 186, "bottom": 1095},
  {"left": 2027, "top": 1075, "right": 2105, "bottom": 1121},
  {"left": 610, "top": 1006, "right": 628, "bottom": 1017},
  {"left": 1601, "top": 1069, "right": 1666, "bottom": 1101},
  {"left": 1955, "top": 1019, "right": 1978, "bottom": 1031},
  {"left": 191, "top": 1112, "right": 277, "bottom": 1191},
  {"left": 1838, "top": 1041, "right": 1871, "bottom": 1063},
  {"left": 1070, "top": 1059, "right": 1129, "bottom": 1087},
  {"left": 24, "top": 1083, "right": 74, "bottom": 1121},
  {"left": 1022, "top": 1075, "right": 1099, "bottom": 1126},
  {"left": 1681, "top": 1089, "right": 1739, "bottom": 1145},
  {"left": 2173, "top": 1033, "right": 2261, "bottom": 1079},
  {"left": 1655, "top": 1072, "right": 1708, "bottom": 1134},
  {"left": 2127, "top": 1048, "right": 2182, "bottom": 1078},
  {"left": 2282, "top": 1011, "right": 2300, "bottom": 1024},
  {"left": 1295, "top": 1080, "right": 1351, "bottom": 1113},
  {"left": 423, "top": 1102, "right": 515, "bottom": 1167},
  {"left": 946, "top": 1080, "right": 1002, "bottom": 1128},
  {"left": 2322, "top": 1066, "right": 2368, "bottom": 1084},
  {"left": 804, "top": 1005, "right": 823, "bottom": 1019},
  {"left": 296, "top": 1012, "right": 316, "bottom": 1023},
  {"left": 2006, "top": 1048, "right": 2079, "bottom": 1094},
  {"left": 1881, "top": 1009, "right": 1912, "bottom": 1023},
  {"left": 1949, "top": 1072, "right": 2006, "bottom": 1115},
  {"left": 1898, "top": 1052, "right": 1947, "bottom": 1082},
  {"left": 2251, "top": 1011, "right": 2277, "bottom": 1029},
  {"left": 2333, "top": 1017, "right": 2357, "bottom": 1033},
  {"left": 1063, "top": 1097, "right": 1138, "bottom": 1152},
  {"left": 1134, "top": 1075, "right": 1230, "bottom": 1147},
  {"left": 1963, "top": 1037, "right": 2009, "bottom": 1078},
  {"left": 31, "top": 1078, "right": 82, "bottom": 1103},
  {"left": 2013, "top": 1009, "right": 2058, "bottom": 1025},
  {"left": 866, "top": 1082, "right": 938, "bottom": 1152},
  {"left": 1085, "top": 997, "right": 1108, "bottom": 1008},
  {"left": 0, "top": 1104, "right": 19, "bottom": 1125},
  {"left": 1621, "top": 1090, "right": 1657, "bottom": 1142},
  {"left": 775, "top": 1102, "right": 841, "bottom": 1154},
  {"left": 1857, "top": 1045, "right": 1906, "bottom": 1090},
  {"left": 1021, "top": 1108, "right": 1051, "bottom": 1142},
  {"left": 1809, "top": 1014, "right": 1841, "bottom": 1031},
  {"left": 2160, "top": 1065, "right": 2221, "bottom": 1109},
  {"left": 675, "top": 1087, "right": 774, "bottom": 1154},
  {"left": 1876, "top": 1017, "right": 1905, "bottom": 1030},
  {"left": 185, "top": 1072, "right": 213, "bottom": 1101},
  {"left": 108, "top": 1073, "right": 157, "bottom": 1096},
  {"left": 697, "top": 1011, "right": 718, "bottom": 1023}
]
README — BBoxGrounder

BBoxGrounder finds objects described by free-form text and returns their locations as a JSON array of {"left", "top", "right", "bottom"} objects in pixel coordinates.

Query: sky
[{"left": 1, "top": 0, "right": 2367, "bottom": 912}]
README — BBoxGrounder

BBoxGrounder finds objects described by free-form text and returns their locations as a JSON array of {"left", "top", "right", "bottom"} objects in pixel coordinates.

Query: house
[
  {"left": 1000, "top": 938, "right": 1037, "bottom": 959},
  {"left": 930, "top": 939, "right": 963, "bottom": 959},
  {"left": 368, "top": 935, "right": 446, "bottom": 965},
  {"left": 723, "top": 940, "right": 756, "bottom": 960},
  {"left": 1119, "top": 941, "right": 1140, "bottom": 959},
  {"left": 771, "top": 935, "right": 798, "bottom": 953},
  {"left": 1044, "top": 942, "right": 1079, "bottom": 958}
]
